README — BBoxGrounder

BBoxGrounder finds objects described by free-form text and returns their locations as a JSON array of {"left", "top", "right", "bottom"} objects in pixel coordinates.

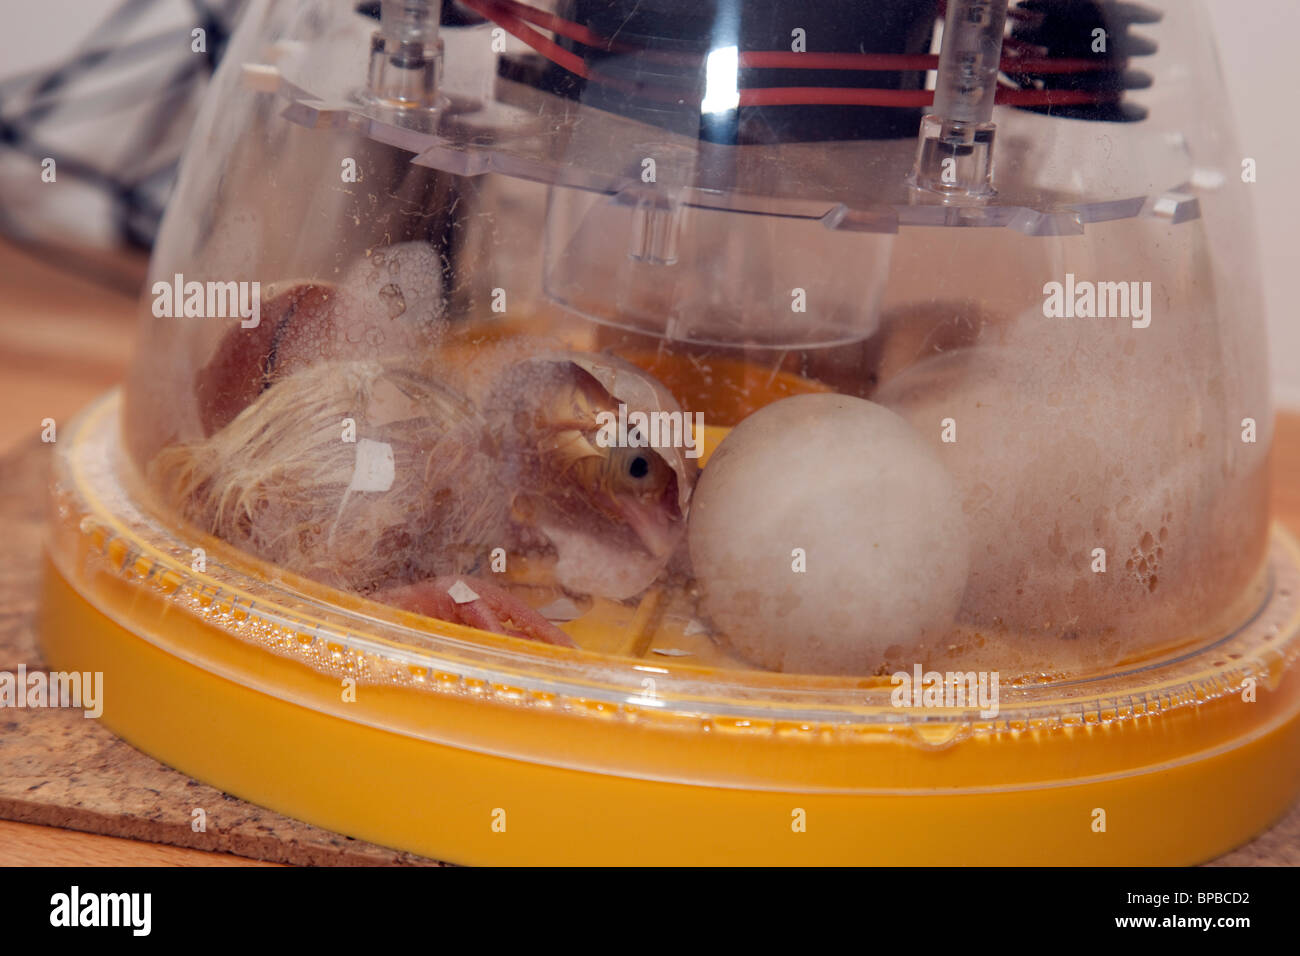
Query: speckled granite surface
[{"left": 1, "top": 437, "right": 1296, "bottom": 866}]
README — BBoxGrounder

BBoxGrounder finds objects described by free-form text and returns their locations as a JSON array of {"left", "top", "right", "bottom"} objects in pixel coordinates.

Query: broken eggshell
[
  {"left": 566, "top": 350, "right": 696, "bottom": 520},
  {"left": 688, "top": 393, "right": 969, "bottom": 674},
  {"left": 191, "top": 242, "right": 447, "bottom": 441}
]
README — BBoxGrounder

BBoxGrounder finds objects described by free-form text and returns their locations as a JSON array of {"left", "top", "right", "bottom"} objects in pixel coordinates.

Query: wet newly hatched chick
[
  {"left": 150, "top": 349, "right": 696, "bottom": 645},
  {"left": 480, "top": 347, "right": 695, "bottom": 602}
]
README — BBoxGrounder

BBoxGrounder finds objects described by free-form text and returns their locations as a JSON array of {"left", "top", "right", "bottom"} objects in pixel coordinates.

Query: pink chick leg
[{"left": 375, "top": 577, "right": 577, "bottom": 648}]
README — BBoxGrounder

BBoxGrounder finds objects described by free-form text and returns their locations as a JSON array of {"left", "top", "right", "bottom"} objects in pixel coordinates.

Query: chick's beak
[
  {"left": 538, "top": 424, "right": 683, "bottom": 559},
  {"left": 615, "top": 490, "right": 682, "bottom": 560}
]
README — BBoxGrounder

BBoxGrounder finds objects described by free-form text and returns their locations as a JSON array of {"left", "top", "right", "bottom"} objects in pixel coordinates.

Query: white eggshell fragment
[{"left": 688, "top": 394, "right": 970, "bottom": 674}]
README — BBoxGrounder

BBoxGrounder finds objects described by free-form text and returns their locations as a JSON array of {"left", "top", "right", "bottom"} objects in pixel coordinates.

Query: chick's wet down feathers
[
  {"left": 151, "top": 347, "right": 696, "bottom": 609},
  {"left": 152, "top": 360, "right": 506, "bottom": 594}
]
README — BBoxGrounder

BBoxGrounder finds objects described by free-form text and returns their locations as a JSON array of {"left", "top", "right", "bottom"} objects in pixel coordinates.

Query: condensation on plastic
[
  {"left": 48, "top": 394, "right": 1300, "bottom": 767},
  {"left": 112, "top": 0, "right": 1278, "bottom": 681}
]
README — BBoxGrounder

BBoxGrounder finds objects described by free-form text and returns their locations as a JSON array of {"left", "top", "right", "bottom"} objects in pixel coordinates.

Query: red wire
[
  {"left": 739, "top": 87, "right": 1118, "bottom": 108},
  {"left": 995, "top": 87, "right": 1121, "bottom": 106},
  {"left": 462, "top": 0, "right": 1121, "bottom": 109},
  {"left": 738, "top": 51, "right": 940, "bottom": 72},
  {"left": 1001, "top": 54, "right": 1118, "bottom": 75},
  {"left": 475, "top": 0, "right": 615, "bottom": 51},
  {"left": 473, "top": 0, "right": 1113, "bottom": 76},
  {"left": 738, "top": 50, "right": 1114, "bottom": 75},
  {"left": 459, "top": 0, "right": 591, "bottom": 78},
  {"left": 738, "top": 87, "right": 934, "bottom": 108}
]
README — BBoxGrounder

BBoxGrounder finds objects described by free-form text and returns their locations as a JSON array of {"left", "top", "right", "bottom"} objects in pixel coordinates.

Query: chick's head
[{"left": 489, "top": 352, "right": 697, "bottom": 601}]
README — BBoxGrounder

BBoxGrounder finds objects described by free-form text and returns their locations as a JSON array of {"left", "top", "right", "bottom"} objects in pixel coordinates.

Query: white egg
[{"left": 688, "top": 394, "right": 970, "bottom": 674}]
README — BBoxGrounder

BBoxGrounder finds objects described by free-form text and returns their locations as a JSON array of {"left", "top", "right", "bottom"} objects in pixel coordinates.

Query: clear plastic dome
[
  {"left": 41, "top": 0, "right": 1300, "bottom": 865},
  {"left": 118, "top": 0, "right": 1272, "bottom": 682}
]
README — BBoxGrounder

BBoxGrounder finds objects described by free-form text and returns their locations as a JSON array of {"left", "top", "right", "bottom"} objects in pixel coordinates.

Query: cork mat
[
  {"left": 2, "top": 436, "right": 1296, "bottom": 865},
  {"left": 0, "top": 438, "right": 439, "bottom": 865}
]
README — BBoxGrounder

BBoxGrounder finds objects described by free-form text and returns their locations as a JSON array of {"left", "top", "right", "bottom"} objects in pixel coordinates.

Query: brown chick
[{"left": 150, "top": 348, "right": 696, "bottom": 646}]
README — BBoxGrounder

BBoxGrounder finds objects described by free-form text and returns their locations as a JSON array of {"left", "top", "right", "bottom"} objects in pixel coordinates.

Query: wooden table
[{"left": 1, "top": 238, "right": 1297, "bottom": 865}]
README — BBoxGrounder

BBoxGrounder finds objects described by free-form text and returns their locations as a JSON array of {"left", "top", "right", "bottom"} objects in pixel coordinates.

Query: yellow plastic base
[
  {"left": 35, "top": 391, "right": 1300, "bottom": 865},
  {"left": 37, "top": 554, "right": 1300, "bottom": 865}
]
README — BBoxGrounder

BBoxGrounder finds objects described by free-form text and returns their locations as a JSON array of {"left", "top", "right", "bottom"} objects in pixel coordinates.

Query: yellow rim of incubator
[{"left": 38, "top": 391, "right": 1300, "bottom": 865}]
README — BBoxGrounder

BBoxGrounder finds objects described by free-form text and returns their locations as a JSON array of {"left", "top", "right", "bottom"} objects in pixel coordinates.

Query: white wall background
[
  {"left": 1, "top": 0, "right": 1297, "bottom": 406},
  {"left": 1203, "top": 0, "right": 1299, "bottom": 408}
]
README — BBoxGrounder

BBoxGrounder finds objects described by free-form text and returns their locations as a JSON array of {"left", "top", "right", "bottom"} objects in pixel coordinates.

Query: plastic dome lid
[
  {"left": 36, "top": 0, "right": 1300, "bottom": 864},
  {"left": 113, "top": 0, "right": 1274, "bottom": 681}
]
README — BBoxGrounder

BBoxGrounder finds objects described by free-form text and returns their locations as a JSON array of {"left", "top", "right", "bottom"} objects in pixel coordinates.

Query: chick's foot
[{"left": 376, "top": 577, "right": 577, "bottom": 648}]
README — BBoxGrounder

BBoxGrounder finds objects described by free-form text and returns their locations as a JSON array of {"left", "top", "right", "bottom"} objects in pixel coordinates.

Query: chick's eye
[{"left": 628, "top": 455, "right": 650, "bottom": 479}]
